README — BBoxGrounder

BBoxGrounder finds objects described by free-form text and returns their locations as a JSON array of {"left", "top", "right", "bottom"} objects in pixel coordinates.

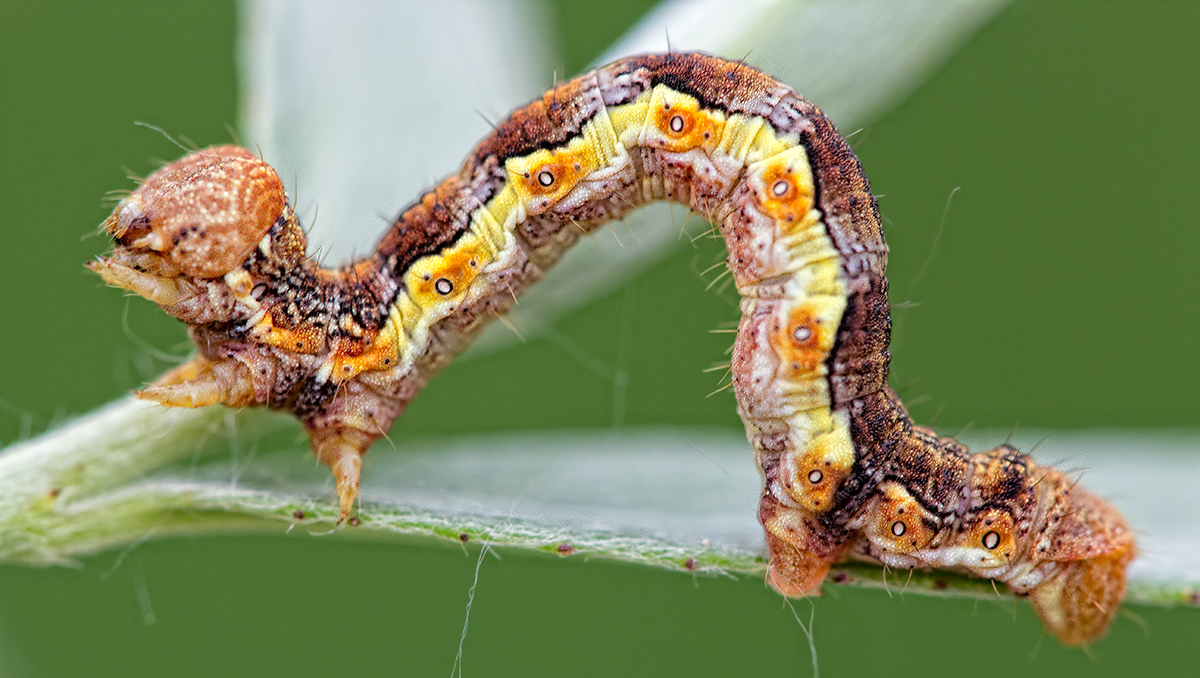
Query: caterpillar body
[{"left": 91, "top": 53, "right": 1133, "bottom": 645}]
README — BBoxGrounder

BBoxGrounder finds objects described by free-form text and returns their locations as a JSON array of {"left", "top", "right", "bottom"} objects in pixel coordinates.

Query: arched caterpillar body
[{"left": 91, "top": 53, "right": 1133, "bottom": 645}]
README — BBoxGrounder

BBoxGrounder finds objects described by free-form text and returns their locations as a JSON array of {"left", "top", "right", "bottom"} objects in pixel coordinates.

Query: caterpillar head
[
  {"left": 90, "top": 145, "right": 306, "bottom": 329},
  {"left": 101, "top": 145, "right": 286, "bottom": 279}
]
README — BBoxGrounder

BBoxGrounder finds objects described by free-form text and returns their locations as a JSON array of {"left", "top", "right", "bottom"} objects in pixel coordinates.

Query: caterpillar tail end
[
  {"left": 1030, "top": 543, "right": 1136, "bottom": 646},
  {"left": 1025, "top": 467, "right": 1137, "bottom": 645},
  {"left": 310, "top": 427, "right": 374, "bottom": 523}
]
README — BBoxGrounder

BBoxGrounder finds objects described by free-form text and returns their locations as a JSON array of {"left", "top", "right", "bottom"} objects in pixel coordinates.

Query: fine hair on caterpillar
[{"left": 90, "top": 52, "right": 1134, "bottom": 646}]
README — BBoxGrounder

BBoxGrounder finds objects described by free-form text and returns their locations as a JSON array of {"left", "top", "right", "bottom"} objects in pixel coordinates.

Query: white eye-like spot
[
  {"left": 891, "top": 521, "right": 907, "bottom": 537},
  {"left": 772, "top": 179, "right": 790, "bottom": 197},
  {"left": 434, "top": 278, "right": 454, "bottom": 295},
  {"left": 982, "top": 530, "right": 1001, "bottom": 549},
  {"left": 537, "top": 170, "right": 554, "bottom": 187},
  {"left": 794, "top": 326, "right": 812, "bottom": 343},
  {"left": 807, "top": 469, "right": 823, "bottom": 484},
  {"left": 669, "top": 114, "right": 685, "bottom": 134}
]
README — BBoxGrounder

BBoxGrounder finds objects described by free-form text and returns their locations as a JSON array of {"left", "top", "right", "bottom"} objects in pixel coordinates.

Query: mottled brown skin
[{"left": 91, "top": 53, "right": 1133, "bottom": 645}]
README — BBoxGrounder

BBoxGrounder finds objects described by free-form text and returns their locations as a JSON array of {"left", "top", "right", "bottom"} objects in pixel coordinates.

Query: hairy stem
[{"left": 0, "top": 400, "right": 1195, "bottom": 609}]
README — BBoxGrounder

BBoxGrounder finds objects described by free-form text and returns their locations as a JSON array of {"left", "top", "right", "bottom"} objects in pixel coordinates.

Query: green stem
[
  {"left": 0, "top": 399, "right": 226, "bottom": 563},
  {"left": 0, "top": 400, "right": 1196, "bottom": 610}
]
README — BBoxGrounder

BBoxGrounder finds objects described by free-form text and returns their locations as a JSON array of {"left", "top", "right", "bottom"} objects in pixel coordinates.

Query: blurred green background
[{"left": 1, "top": 1, "right": 1197, "bottom": 675}]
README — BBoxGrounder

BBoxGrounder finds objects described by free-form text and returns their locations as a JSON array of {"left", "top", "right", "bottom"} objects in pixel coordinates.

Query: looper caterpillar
[{"left": 91, "top": 52, "right": 1133, "bottom": 645}]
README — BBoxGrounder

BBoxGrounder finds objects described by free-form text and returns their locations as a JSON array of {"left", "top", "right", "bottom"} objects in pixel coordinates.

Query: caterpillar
[{"left": 91, "top": 52, "right": 1133, "bottom": 645}]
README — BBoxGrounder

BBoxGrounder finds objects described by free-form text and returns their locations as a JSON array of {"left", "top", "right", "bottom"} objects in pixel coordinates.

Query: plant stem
[{"left": 1, "top": 399, "right": 1197, "bottom": 610}]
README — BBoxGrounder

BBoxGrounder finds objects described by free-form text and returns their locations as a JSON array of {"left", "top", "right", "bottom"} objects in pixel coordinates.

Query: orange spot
[
  {"left": 771, "top": 305, "right": 826, "bottom": 378},
  {"left": 651, "top": 101, "right": 723, "bottom": 152},
  {"left": 412, "top": 244, "right": 484, "bottom": 301},
  {"left": 253, "top": 314, "right": 325, "bottom": 354},
  {"left": 956, "top": 508, "right": 1017, "bottom": 561},
  {"left": 783, "top": 434, "right": 852, "bottom": 513},
  {"left": 757, "top": 162, "right": 814, "bottom": 227},
  {"left": 517, "top": 152, "right": 590, "bottom": 204},
  {"left": 866, "top": 482, "right": 937, "bottom": 553},
  {"left": 327, "top": 330, "right": 400, "bottom": 382}
]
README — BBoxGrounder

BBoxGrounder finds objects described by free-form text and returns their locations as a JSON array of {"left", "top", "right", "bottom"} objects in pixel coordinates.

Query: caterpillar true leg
[{"left": 93, "top": 53, "right": 1133, "bottom": 644}]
